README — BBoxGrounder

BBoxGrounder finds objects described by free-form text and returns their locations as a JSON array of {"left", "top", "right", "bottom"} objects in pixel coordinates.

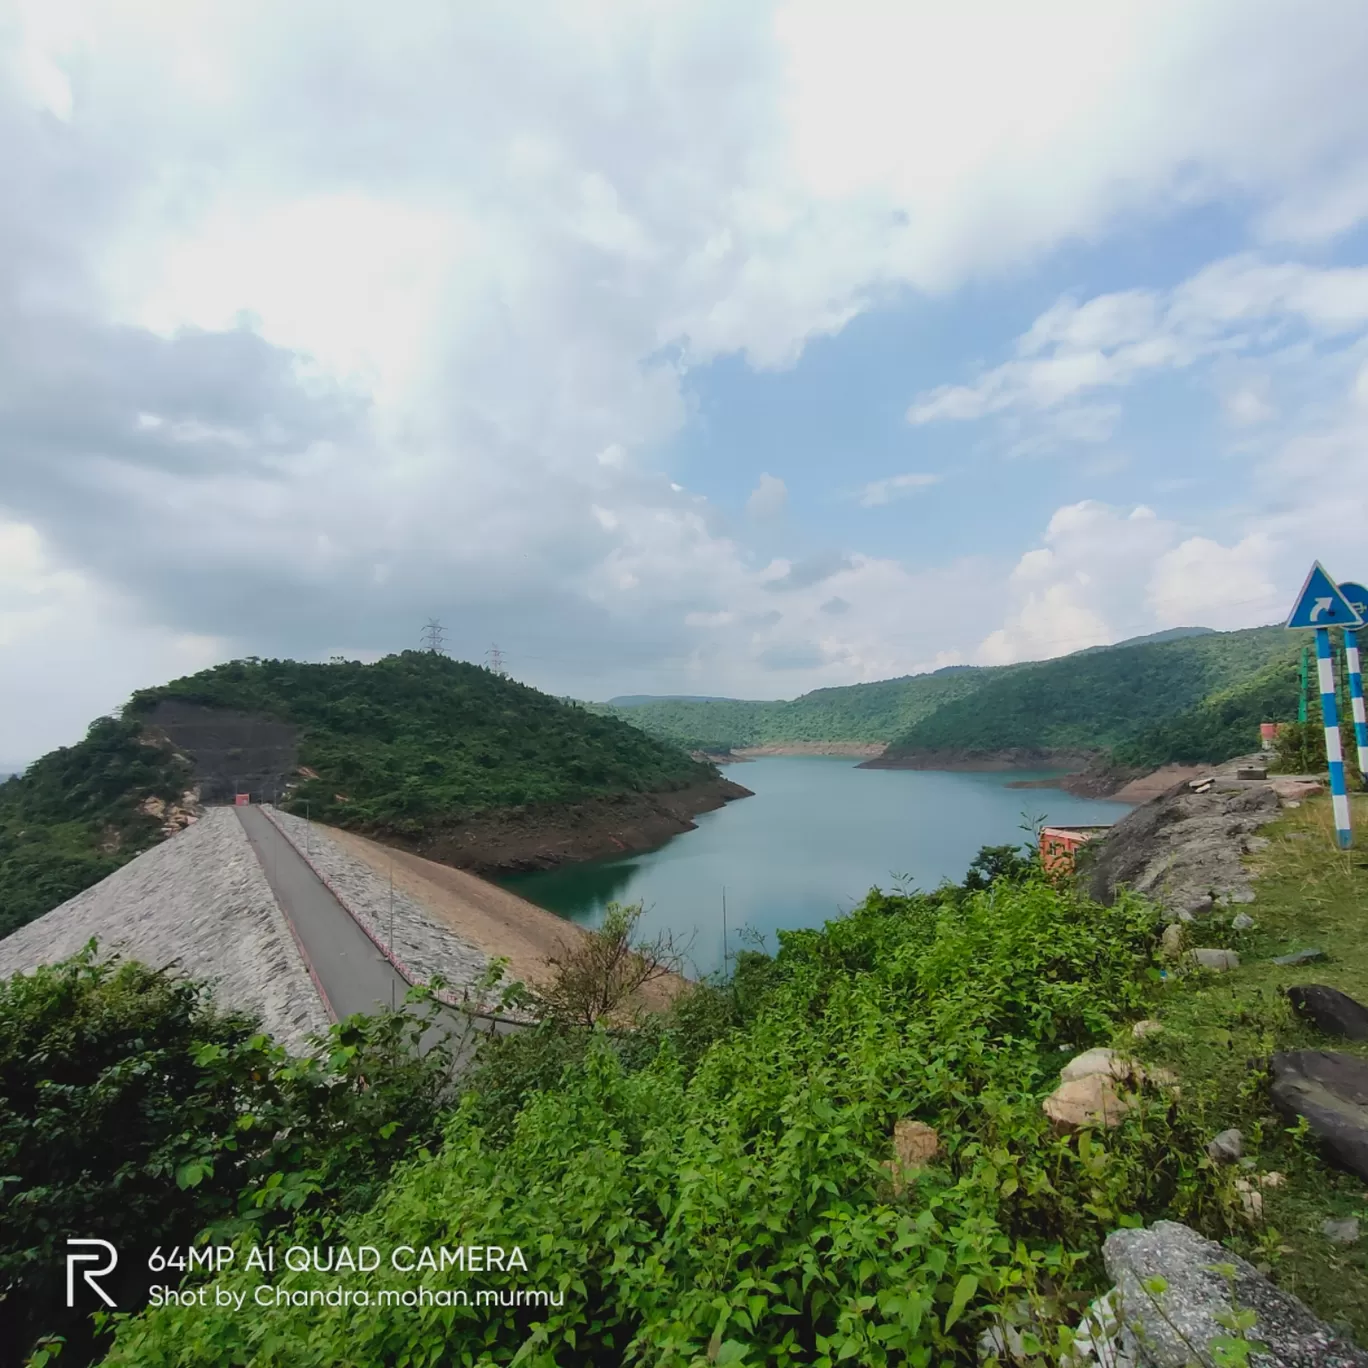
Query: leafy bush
[
  {"left": 106, "top": 873, "right": 1233, "bottom": 1368},
  {"left": 0, "top": 947, "right": 459, "bottom": 1367}
]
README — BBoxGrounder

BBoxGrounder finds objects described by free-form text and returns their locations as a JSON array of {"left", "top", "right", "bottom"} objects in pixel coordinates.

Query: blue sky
[{"left": 3, "top": 1, "right": 1368, "bottom": 759}]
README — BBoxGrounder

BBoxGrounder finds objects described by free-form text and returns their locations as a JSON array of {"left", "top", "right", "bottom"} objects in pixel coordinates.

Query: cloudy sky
[{"left": 4, "top": 0, "right": 1368, "bottom": 762}]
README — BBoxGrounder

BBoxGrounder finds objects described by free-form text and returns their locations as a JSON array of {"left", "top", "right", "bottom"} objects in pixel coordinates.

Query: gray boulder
[
  {"left": 1192, "top": 948, "right": 1239, "bottom": 972},
  {"left": 1285, "top": 986, "right": 1368, "bottom": 1041},
  {"left": 1272, "top": 949, "right": 1327, "bottom": 967},
  {"left": 1270, "top": 1050, "right": 1368, "bottom": 1181},
  {"left": 1103, "top": 1220, "right": 1368, "bottom": 1366},
  {"left": 1206, "top": 1128, "right": 1243, "bottom": 1163}
]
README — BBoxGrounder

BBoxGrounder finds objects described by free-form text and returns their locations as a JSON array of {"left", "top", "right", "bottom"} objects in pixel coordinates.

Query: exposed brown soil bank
[
  {"left": 330, "top": 828, "right": 686, "bottom": 1009},
  {"left": 860, "top": 747, "right": 1099, "bottom": 774},
  {"left": 734, "top": 742, "right": 887, "bottom": 759},
  {"left": 371, "top": 777, "right": 753, "bottom": 877}
]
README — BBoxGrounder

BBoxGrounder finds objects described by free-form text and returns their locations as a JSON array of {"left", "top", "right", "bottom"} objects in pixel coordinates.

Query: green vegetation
[
  {"left": 0, "top": 948, "right": 461, "bottom": 1367},
  {"left": 1, "top": 652, "right": 713, "bottom": 941},
  {"left": 1124, "top": 793, "right": 1368, "bottom": 1338},
  {"left": 103, "top": 861, "right": 1273, "bottom": 1366},
  {"left": 592, "top": 667, "right": 994, "bottom": 751},
  {"left": 9, "top": 795, "right": 1367, "bottom": 1365},
  {"left": 600, "top": 628, "right": 1302, "bottom": 773},
  {"left": 0, "top": 718, "right": 191, "bottom": 941},
  {"left": 882, "top": 627, "right": 1297, "bottom": 762}
]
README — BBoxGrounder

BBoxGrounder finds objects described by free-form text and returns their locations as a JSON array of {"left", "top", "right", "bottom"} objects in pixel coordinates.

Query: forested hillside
[
  {"left": 872, "top": 626, "right": 1298, "bottom": 762},
  {"left": 598, "top": 626, "right": 1299, "bottom": 768},
  {"left": 0, "top": 719, "right": 192, "bottom": 940},
  {"left": 0, "top": 653, "right": 712, "bottom": 942},
  {"left": 593, "top": 666, "right": 998, "bottom": 750}
]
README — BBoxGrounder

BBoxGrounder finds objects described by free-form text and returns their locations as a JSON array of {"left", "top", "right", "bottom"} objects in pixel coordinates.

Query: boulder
[
  {"left": 1273, "top": 948, "right": 1328, "bottom": 967},
  {"left": 1323, "top": 1217, "right": 1361, "bottom": 1246},
  {"left": 1061, "top": 1047, "right": 1140, "bottom": 1084},
  {"left": 1043, "top": 1049, "right": 1161, "bottom": 1132},
  {"left": 883, "top": 1119, "right": 940, "bottom": 1196},
  {"left": 1160, "top": 923, "right": 1186, "bottom": 958},
  {"left": 1286, "top": 985, "right": 1368, "bottom": 1041},
  {"left": 1103, "top": 1220, "right": 1368, "bottom": 1367},
  {"left": 1206, "top": 1127, "right": 1243, "bottom": 1163},
  {"left": 1232, "top": 912, "right": 1257, "bottom": 931},
  {"left": 892, "top": 1119, "right": 940, "bottom": 1168},
  {"left": 1044, "top": 1074, "right": 1132, "bottom": 1132},
  {"left": 1270, "top": 1050, "right": 1368, "bottom": 1181},
  {"left": 1131, "top": 1018, "right": 1163, "bottom": 1039},
  {"left": 1192, "top": 948, "right": 1239, "bottom": 972}
]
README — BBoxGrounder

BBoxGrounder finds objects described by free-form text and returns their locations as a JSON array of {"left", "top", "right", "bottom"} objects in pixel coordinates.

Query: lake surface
[{"left": 503, "top": 757, "right": 1130, "bottom": 979}]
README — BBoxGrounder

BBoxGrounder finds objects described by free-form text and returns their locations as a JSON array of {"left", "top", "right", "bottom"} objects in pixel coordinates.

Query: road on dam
[
  {"left": 236, "top": 805, "right": 520, "bottom": 1062},
  {"left": 237, "top": 804, "right": 409, "bottom": 1020}
]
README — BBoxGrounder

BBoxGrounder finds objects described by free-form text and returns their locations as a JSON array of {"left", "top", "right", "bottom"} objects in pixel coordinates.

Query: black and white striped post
[{"left": 1286, "top": 563, "right": 1362, "bottom": 850}]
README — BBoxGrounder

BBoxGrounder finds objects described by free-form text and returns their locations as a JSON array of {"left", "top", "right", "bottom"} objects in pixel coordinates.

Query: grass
[{"left": 1122, "top": 790, "right": 1368, "bottom": 1341}]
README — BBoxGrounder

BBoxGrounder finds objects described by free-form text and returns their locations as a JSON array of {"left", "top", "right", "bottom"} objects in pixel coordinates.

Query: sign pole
[
  {"left": 1285, "top": 561, "right": 1362, "bottom": 850},
  {"left": 1336, "top": 582, "right": 1368, "bottom": 789},
  {"left": 1316, "top": 627, "right": 1352, "bottom": 848},
  {"left": 1345, "top": 627, "right": 1368, "bottom": 786}
]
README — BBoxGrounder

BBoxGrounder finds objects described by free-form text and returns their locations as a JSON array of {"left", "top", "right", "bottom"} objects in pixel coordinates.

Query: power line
[{"left": 421, "top": 619, "right": 447, "bottom": 654}]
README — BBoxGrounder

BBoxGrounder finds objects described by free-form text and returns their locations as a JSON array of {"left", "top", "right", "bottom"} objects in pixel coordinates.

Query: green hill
[
  {"left": 600, "top": 626, "right": 1303, "bottom": 769},
  {"left": 594, "top": 666, "right": 999, "bottom": 751},
  {"left": 0, "top": 653, "right": 712, "bottom": 942},
  {"left": 880, "top": 625, "right": 1296, "bottom": 761}
]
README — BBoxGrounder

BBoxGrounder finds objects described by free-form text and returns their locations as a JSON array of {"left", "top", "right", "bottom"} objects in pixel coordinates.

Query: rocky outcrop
[
  {"left": 1101, "top": 1220, "right": 1368, "bottom": 1367},
  {"left": 1270, "top": 1050, "right": 1368, "bottom": 1181},
  {"left": 1084, "top": 768, "right": 1283, "bottom": 914},
  {"left": 1286, "top": 985, "right": 1368, "bottom": 1041}
]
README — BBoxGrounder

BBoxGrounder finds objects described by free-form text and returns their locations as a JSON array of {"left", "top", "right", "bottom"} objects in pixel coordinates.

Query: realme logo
[{"left": 66, "top": 1239, "right": 118, "bottom": 1308}]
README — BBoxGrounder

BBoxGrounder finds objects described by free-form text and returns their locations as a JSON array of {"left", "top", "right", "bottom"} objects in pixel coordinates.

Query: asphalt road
[{"left": 236, "top": 805, "right": 521, "bottom": 1065}]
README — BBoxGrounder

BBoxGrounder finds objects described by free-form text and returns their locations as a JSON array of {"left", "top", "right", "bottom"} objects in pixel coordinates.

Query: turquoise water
[{"left": 503, "top": 756, "right": 1128, "bottom": 979}]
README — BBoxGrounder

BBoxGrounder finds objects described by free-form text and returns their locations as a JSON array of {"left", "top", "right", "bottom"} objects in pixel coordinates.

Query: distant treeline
[{"left": 601, "top": 625, "right": 1304, "bottom": 770}]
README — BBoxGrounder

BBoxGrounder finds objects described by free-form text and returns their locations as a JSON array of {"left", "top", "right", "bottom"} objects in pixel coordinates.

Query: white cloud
[
  {"left": 854, "top": 472, "right": 940, "bottom": 507},
  {"left": 746, "top": 473, "right": 789, "bottom": 520},
  {"left": 4, "top": 0, "right": 1368, "bottom": 742},
  {"left": 909, "top": 256, "right": 1368, "bottom": 428}
]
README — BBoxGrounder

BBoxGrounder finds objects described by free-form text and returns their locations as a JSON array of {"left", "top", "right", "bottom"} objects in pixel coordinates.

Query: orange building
[{"left": 1039, "top": 824, "right": 1112, "bottom": 874}]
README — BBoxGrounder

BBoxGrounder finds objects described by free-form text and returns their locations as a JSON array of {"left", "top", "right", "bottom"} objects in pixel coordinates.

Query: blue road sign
[
  {"left": 1285, "top": 562, "right": 1363, "bottom": 629},
  {"left": 1339, "top": 581, "right": 1368, "bottom": 619}
]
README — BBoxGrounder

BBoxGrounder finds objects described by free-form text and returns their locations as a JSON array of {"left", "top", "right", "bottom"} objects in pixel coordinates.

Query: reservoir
[{"left": 504, "top": 756, "right": 1130, "bottom": 979}]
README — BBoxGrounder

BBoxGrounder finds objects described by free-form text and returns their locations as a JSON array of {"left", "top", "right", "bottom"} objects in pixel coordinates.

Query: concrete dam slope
[
  {"left": 0, "top": 808, "right": 330, "bottom": 1052},
  {"left": 0, "top": 801, "right": 557, "bottom": 1055},
  {"left": 236, "top": 805, "right": 412, "bottom": 1022}
]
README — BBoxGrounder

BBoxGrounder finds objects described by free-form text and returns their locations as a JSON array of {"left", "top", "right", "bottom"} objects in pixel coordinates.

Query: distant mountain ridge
[
  {"left": 601, "top": 625, "right": 1299, "bottom": 766},
  {"left": 608, "top": 694, "right": 742, "bottom": 707}
]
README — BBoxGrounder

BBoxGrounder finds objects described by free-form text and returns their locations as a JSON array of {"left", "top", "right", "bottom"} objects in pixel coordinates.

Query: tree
[{"left": 538, "top": 901, "right": 683, "bottom": 1028}]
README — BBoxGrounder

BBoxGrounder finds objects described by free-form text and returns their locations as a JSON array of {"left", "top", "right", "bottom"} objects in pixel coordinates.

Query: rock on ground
[
  {"left": 1103, "top": 1220, "right": 1368, "bottom": 1367},
  {"left": 0, "top": 808, "right": 329, "bottom": 1052},
  {"left": 265, "top": 807, "right": 514, "bottom": 1010},
  {"left": 1085, "top": 764, "right": 1282, "bottom": 914},
  {"left": 1286, "top": 985, "right": 1368, "bottom": 1041},
  {"left": 1270, "top": 1050, "right": 1368, "bottom": 1181}
]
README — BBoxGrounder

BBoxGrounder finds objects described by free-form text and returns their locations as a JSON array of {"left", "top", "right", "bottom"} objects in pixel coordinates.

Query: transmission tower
[
  {"left": 421, "top": 618, "right": 447, "bottom": 654},
  {"left": 486, "top": 643, "right": 506, "bottom": 676}
]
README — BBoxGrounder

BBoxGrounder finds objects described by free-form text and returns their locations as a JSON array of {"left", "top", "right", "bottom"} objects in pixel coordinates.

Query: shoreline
[
  {"left": 858, "top": 747, "right": 1101, "bottom": 775},
  {"left": 694, "top": 742, "right": 887, "bottom": 764},
  {"left": 366, "top": 775, "right": 754, "bottom": 878}
]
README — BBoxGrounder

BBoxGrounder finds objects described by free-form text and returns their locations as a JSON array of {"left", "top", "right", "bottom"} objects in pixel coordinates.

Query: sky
[{"left": 3, "top": 0, "right": 1368, "bottom": 763}]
